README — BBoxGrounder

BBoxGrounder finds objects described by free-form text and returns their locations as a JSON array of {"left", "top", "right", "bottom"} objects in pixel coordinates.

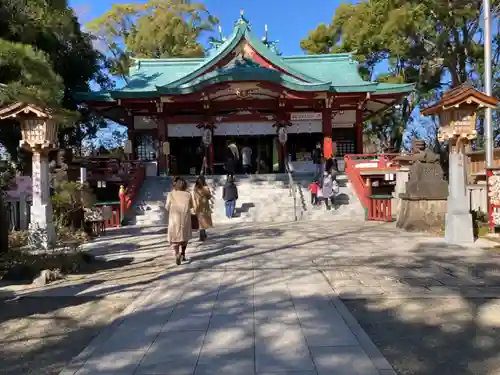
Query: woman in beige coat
[
  {"left": 166, "top": 177, "right": 193, "bottom": 265},
  {"left": 192, "top": 175, "right": 213, "bottom": 241}
]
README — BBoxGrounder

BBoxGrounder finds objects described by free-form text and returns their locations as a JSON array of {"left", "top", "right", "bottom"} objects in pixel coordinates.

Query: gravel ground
[
  {"left": 343, "top": 297, "right": 500, "bottom": 375},
  {"left": 0, "top": 296, "right": 130, "bottom": 375}
]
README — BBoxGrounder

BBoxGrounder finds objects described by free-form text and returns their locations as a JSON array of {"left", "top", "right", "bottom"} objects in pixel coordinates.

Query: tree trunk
[{"left": 0, "top": 193, "right": 8, "bottom": 253}]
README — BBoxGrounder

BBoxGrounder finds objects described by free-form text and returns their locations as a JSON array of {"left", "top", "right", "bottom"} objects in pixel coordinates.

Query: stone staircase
[
  {"left": 299, "top": 174, "right": 365, "bottom": 220},
  {"left": 129, "top": 176, "right": 171, "bottom": 226},
  {"left": 209, "top": 174, "right": 303, "bottom": 224},
  {"left": 127, "top": 173, "right": 364, "bottom": 226}
]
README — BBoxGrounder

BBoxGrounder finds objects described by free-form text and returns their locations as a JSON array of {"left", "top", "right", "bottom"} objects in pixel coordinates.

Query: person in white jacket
[{"left": 320, "top": 171, "right": 339, "bottom": 210}]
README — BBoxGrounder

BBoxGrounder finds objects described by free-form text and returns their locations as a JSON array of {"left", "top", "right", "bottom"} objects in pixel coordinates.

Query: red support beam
[
  {"left": 127, "top": 115, "right": 136, "bottom": 159},
  {"left": 157, "top": 117, "right": 167, "bottom": 175},
  {"left": 355, "top": 108, "right": 364, "bottom": 154},
  {"left": 322, "top": 107, "right": 333, "bottom": 159}
]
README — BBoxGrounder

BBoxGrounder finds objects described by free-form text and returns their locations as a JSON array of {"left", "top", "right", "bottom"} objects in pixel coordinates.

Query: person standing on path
[
  {"left": 309, "top": 179, "right": 320, "bottom": 205},
  {"left": 192, "top": 175, "right": 213, "bottom": 241},
  {"left": 225, "top": 153, "right": 237, "bottom": 179},
  {"left": 312, "top": 142, "right": 323, "bottom": 179},
  {"left": 241, "top": 144, "right": 253, "bottom": 174},
  {"left": 165, "top": 177, "right": 194, "bottom": 265},
  {"left": 320, "top": 171, "right": 336, "bottom": 210},
  {"left": 222, "top": 175, "right": 238, "bottom": 218}
]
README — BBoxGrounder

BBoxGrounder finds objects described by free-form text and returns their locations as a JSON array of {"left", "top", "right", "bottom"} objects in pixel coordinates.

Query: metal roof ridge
[
  {"left": 283, "top": 53, "right": 353, "bottom": 61},
  {"left": 131, "top": 58, "right": 206, "bottom": 64},
  {"left": 243, "top": 29, "right": 323, "bottom": 84},
  {"left": 159, "top": 22, "right": 247, "bottom": 88}
]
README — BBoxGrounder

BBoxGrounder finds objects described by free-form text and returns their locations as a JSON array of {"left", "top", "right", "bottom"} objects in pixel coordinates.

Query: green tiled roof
[{"left": 76, "top": 16, "right": 414, "bottom": 102}]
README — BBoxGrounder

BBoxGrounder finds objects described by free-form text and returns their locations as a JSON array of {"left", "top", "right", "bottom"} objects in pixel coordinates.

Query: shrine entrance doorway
[{"left": 212, "top": 135, "right": 275, "bottom": 175}]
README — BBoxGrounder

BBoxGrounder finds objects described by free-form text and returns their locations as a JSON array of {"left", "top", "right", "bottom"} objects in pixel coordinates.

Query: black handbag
[{"left": 191, "top": 214, "right": 199, "bottom": 230}]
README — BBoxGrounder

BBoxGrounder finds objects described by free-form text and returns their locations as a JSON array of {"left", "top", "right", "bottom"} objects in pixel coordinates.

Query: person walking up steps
[
  {"left": 165, "top": 177, "right": 194, "bottom": 265},
  {"left": 320, "top": 171, "right": 338, "bottom": 210},
  {"left": 222, "top": 175, "right": 238, "bottom": 218},
  {"left": 309, "top": 179, "right": 320, "bottom": 205},
  {"left": 241, "top": 144, "right": 253, "bottom": 174},
  {"left": 192, "top": 175, "right": 213, "bottom": 241}
]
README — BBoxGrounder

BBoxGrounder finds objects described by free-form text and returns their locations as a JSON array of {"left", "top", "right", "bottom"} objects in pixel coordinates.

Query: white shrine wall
[
  {"left": 167, "top": 120, "right": 354, "bottom": 137},
  {"left": 136, "top": 111, "right": 356, "bottom": 137}
]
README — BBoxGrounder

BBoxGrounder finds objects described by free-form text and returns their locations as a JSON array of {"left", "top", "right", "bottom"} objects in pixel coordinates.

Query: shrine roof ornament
[
  {"left": 421, "top": 83, "right": 499, "bottom": 116},
  {"left": 74, "top": 11, "right": 415, "bottom": 103},
  {"left": 0, "top": 102, "right": 53, "bottom": 120},
  {"left": 261, "top": 24, "right": 282, "bottom": 56}
]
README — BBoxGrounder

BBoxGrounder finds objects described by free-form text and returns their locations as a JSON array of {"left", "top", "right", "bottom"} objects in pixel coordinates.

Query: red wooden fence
[
  {"left": 367, "top": 195, "right": 393, "bottom": 222},
  {"left": 343, "top": 154, "right": 400, "bottom": 208}
]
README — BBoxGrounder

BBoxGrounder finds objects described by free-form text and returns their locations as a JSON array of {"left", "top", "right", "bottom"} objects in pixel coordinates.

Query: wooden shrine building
[{"left": 76, "top": 12, "right": 414, "bottom": 175}]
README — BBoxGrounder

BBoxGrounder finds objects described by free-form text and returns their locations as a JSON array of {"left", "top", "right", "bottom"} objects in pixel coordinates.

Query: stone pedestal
[
  {"left": 397, "top": 197, "right": 447, "bottom": 231},
  {"left": 393, "top": 167, "right": 410, "bottom": 216},
  {"left": 445, "top": 153, "right": 474, "bottom": 244},
  {"left": 395, "top": 154, "right": 449, "bottom": 232},
  {"left": 30, "top": 151, "right": 56, "bottom": 249}
]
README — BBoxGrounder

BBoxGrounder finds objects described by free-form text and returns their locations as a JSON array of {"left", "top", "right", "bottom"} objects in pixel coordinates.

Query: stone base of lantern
[
  {"left": 30, "top": 203, "right": 56, "bottom": 249},
  {"left": 444, "top": 196, "right": 474, "bottom": 245}
]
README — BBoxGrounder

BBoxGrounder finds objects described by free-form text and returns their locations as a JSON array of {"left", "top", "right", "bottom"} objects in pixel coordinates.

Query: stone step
[{"left": 129, "top": 173, "right": 363, "bottom": 225}]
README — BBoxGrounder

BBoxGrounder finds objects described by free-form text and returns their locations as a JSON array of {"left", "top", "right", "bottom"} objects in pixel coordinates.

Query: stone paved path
[{"left": 54, "top": 220, "right": 500, "bottom": 375}]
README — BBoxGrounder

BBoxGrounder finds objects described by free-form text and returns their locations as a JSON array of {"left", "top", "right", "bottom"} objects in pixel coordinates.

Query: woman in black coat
[{"left": 225, "top": 154, "right": 237, "bottom": 178}]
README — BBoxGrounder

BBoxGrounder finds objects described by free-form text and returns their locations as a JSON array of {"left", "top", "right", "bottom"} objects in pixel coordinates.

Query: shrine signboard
[{"left": 487, "top": 168, "right": 500, "bottom": 232}]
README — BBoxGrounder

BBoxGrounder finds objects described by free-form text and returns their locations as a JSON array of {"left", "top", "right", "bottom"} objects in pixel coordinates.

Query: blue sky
[
  {"left": 70, "top": 0, "right": 345, "bottom": 57},
  {"left": 68, "top": 0, "right": 435, "bottom": 150}
]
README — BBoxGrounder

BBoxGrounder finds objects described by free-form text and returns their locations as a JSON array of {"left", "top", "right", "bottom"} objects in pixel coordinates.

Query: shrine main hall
[{"left": 77, "top": 13, "right": 414, "bottom": 175}]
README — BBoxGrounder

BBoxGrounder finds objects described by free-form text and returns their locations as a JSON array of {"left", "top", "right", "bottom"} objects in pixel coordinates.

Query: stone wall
[{"left": 396, "top": 199, "right": 447, "bottom": 231}]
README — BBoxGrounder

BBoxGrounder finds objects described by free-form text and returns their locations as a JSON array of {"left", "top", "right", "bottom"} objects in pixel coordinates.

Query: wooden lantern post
[
  {"left": 422, "top": 84, "right": 499, "bottom": 244},
  {"left": 0, "top": 103, "right": 59, "bottom": 249}
]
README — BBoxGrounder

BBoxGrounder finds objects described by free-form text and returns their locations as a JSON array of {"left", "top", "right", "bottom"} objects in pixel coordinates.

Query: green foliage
[
  {"left": 0, "top": 161, "right": 14, "bottom": 253},
  {"left": 301, "top": 0, "right": 500, "bottom": 150},
  {"left": 0, "top": 40, "right": 63, "bottom": 108},
  {"left": 8, "top": 230, "right": 29, "bottom": 249},
  {"left": 86, "top": 0, "right": 218, "bottom": 79},
  {"left": 0, "top": 0, "right": 112, "bottom": 166},
  {"left": 52, "top": 181, "right": 96, "bottom": 228},
  {"left": 0, "top": 161, "right": 15, "bottom": 192}
]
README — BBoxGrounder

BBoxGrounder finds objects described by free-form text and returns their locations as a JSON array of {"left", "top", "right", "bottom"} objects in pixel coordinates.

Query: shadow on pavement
[{"left": 1, "top": 223, "right": 499, "bottom": 375}]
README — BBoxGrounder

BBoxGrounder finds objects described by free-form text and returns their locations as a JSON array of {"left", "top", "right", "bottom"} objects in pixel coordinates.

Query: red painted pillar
[
  {"left": 157, "top": 118, "right": 167, "bottom": 175},
  {"left": 355, "top": 109, "right": 363, "bottom": 154},
  {"left": 276, "top": 137, "right": 283, "bottom": 171},
  {"left": 209, "top": 142, "right": 214, "bottom": 171},
  {"left": 118, "top": 185, "right": 126, "bottom": 227},
  {"left": 322, "top": 108, "right": 333, "bottom": 158},
  {"left": 126, "top": 115, "right": 136, "bottom": 160}
]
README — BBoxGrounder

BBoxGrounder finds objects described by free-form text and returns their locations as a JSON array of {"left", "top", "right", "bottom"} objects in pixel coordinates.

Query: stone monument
[
  {"left": 396, "top": 148, "right": 449, "bottom": 231},
  {"left": 49, "top": 149, "right": 69, "bottom": 190},
  {"left": 0, "top": 103, "right": 59, "bottom": 249},
  {"left": 421, "top": 84, "right": 499, "bottom": 244}
]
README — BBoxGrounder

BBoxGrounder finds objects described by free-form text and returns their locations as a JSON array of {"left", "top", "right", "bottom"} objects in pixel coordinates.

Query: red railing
[
  {"left": 344, "top": 154, "right": 400, "bottom": 208},
  {"left": 118, "top": 163, "right": 146, "bottom": 223},
  {"left": 93, "top": 202, "right": 121, "bottom": 228},
  {"left": 367, "top": 195, "right": 393, "bottom": 221}
]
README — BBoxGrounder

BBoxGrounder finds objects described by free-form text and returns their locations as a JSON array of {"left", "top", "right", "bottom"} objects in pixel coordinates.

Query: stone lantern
[
  {"left": 0, "top": 102, "right": 58, "bottom": 248},
  {"left": 422, "top": 84, "right": 499, "bottom": 244}
]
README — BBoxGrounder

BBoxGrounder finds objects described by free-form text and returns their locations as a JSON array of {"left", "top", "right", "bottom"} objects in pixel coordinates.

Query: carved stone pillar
[{"left": 31, "top": 148, "right": 56, "bottom": 248}]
